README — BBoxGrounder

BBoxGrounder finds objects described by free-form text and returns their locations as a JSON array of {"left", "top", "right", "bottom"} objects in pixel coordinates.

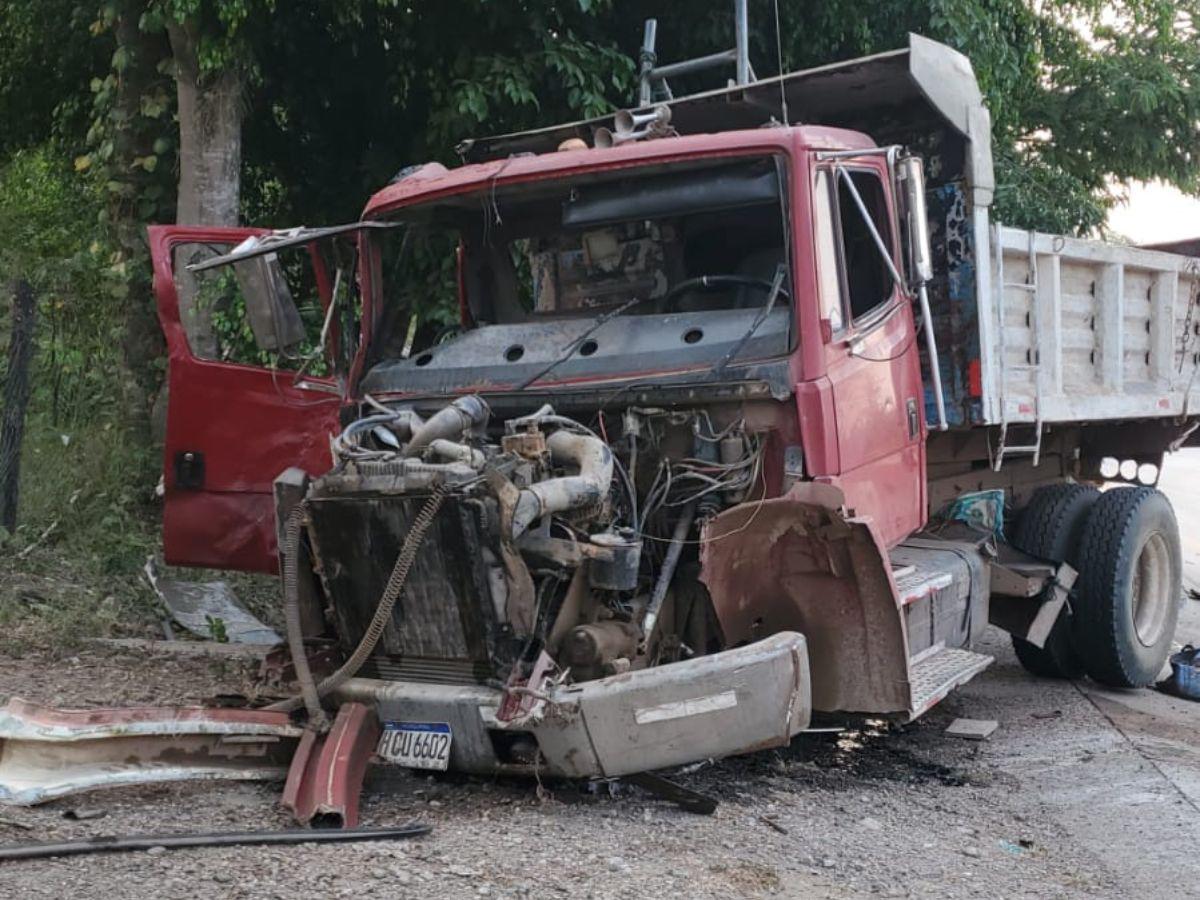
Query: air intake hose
[{"left": 510, "top": 430, "right": 614, "bottom": 538}]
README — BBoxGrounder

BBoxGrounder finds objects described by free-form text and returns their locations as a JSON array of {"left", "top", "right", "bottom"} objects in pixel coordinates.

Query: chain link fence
[{"left": 0, "top": 279, "right": 36, "bottom": 532}]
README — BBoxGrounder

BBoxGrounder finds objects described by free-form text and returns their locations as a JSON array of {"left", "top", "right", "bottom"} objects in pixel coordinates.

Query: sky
[{"left": 1107, "top": 182, "right": 1200, "bottom": 245}]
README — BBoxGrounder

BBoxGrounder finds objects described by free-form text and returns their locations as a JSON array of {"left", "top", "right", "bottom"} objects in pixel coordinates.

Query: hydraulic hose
[
  {"left": 276, "top": 505, "right": 327, "bottom": 728},
  {"left": 269, "top": 486, "right": 448, "bottom": 718}
]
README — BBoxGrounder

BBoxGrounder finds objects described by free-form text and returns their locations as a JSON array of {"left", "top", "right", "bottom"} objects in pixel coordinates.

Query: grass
[{"left": 0, "top": 414, "right": 283, "bottom": 654}]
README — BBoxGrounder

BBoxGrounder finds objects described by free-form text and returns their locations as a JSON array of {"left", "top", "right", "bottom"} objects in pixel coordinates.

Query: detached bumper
[{"left": 334, "top": 631, "right": 811, "bottom": 778}]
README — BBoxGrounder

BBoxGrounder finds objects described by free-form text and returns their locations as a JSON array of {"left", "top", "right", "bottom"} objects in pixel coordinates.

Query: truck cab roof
[{"left": 362, "top": 125, "right": 875, "bottom": 220}]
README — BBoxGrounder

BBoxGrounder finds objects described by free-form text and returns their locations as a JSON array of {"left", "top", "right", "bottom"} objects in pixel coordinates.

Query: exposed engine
[{"left": 297, "top": 394, "right": 764, "bottom": 697}]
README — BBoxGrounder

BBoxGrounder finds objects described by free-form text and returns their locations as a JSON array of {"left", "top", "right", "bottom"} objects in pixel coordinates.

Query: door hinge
[{"left": 906, "top": 398, "right": 920, "bottom": 439}]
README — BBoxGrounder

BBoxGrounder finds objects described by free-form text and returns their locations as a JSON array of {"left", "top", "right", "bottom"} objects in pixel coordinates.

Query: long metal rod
[
  {"left": 834, "top": 166, "right": 908, "bottom": 291},
  {"left": 641, "top": 501, "right": 697, "bottom": 643},
  {"left": 0, "top": 824, "right": 431, "bottom": 862},
  {"left": 734, "top": 0, "right": 751, "bottom": 84},
  {"left": 917, "top": 283, "right": 949, "bottom": 430},
  {"left": 834, "top": 163, "right": 948, "bottom": 431},
  {"left": 638, "top": 19, "right": 658, "bottom": 105},
  {"left": 649, "top": 48, "right": 737, "bottom": 82}
]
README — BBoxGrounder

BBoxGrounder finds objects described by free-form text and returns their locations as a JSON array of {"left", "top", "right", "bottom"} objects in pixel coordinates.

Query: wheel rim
[{"left": 1131, "top": 531, "right": 1172, "bottom": 648}]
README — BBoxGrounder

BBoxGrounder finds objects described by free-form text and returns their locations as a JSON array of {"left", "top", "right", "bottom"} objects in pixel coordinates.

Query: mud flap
[{"left": 699, "top": 484, "right": 911, "bottom": 714}]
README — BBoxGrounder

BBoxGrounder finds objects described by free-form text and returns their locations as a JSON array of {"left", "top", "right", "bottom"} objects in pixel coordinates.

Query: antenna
[{"left": 773, "top": 0, "right": 789, "bottom": 124}]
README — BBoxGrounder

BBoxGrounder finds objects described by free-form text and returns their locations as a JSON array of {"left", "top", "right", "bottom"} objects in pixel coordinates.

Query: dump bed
[{"left": 980, "top": 227, "right": 1200, "bottom": 429}]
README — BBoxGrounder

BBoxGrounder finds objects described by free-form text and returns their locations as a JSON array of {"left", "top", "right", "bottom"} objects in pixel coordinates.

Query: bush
[{"left": 0, "top": 147, "right": 163, "bottom": 646}]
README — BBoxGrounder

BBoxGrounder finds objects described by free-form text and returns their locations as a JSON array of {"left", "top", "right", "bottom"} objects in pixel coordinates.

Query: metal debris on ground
[
  {"left": 143, "top": 558, "right": 281, "bottom": 645},
  {"left": 945, "top": 718, "right": 999, "bottom": 741},
  {"left": 0, "top": 823, "right": 431, "bottom": 862},
  {"left": 0, "top": 698, "right": 301, "bottom": 806},
  {"left": 623, "top": 772, "right": 718, "bottom": 815}
]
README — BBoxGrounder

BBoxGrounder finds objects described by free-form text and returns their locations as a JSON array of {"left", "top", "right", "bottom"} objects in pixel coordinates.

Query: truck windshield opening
[{"left": 361, "top": 155, "right": 792, "bottom": 394}]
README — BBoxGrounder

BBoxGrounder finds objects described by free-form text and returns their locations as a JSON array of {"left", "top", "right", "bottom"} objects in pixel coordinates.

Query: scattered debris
[
  {"left": 624, "top": 772, "right": 717, "bottom": 815},
  {"left": 1158, "top": 644, "right": 1200, "bottom": 701},
  {"left": 758, "top": 815, "right": 788, "bottom": 834},
  {"left": 143, "top": 559, "right": 280, "bottom": 645},
  {"left": 945, "top": 718, "right": 999, "bottom": 741},
  {"left": 62, "top": 807, "right": 107, "bottom": 821},
  {"left": 92, "top": 638, "right": 270, "bottom": 660},
  {"left": 16, "top": 519, "right": 58, "bottom": 560},
  {"left": 0, "top": 823, "right": 431, "bottom": 862},
  {"left": 1030, "top": 709, "right": 1063, "bottom": 720}
]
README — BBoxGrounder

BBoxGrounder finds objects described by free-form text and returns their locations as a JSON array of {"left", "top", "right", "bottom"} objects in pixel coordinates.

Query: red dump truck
[{"left": 144, "top": 29, "right": 1194, "bottom": 786}]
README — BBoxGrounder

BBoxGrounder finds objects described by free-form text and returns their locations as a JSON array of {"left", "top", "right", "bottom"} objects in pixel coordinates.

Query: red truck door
[
  {"left": 149, "top": 225, "right": 343, "bottom": 573},
  {"left": 809, "top": 162, "right": 927, "bottom": 546}
]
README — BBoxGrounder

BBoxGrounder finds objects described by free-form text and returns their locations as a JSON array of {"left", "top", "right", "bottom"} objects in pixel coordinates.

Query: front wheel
[{"left": 1073, "top": 487, "right": 1183, "bottom": 688}]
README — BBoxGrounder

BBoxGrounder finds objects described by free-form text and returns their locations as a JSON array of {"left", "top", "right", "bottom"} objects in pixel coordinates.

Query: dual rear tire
[{"left": 1010, "top": 484, "right": 1182, "bottom": 688}]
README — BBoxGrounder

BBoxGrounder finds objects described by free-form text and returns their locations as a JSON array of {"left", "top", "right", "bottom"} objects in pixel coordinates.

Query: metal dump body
[{"left": 982, "top": 226, "right": 1200, "bottom": 427}]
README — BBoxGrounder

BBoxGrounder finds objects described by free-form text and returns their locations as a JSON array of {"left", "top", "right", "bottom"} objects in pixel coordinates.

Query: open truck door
[{"left": 149, "top": 224, "right": 370, "bottom": 573}]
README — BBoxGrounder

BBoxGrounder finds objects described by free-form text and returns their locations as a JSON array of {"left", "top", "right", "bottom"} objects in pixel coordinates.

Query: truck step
[
  {"left": 907, "top": 647, "right": 993, "bottom": 720},
  {"left": 893, "top": 566, "right": 953, "bottom": 607}
]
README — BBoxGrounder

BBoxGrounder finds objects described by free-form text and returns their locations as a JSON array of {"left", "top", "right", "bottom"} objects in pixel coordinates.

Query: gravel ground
[
  {"left": 6, "top": 456, "right": 1200, "bottom": 898},
  {"left": 2, "top": 628, "right": 1195, "bottom": 900}
]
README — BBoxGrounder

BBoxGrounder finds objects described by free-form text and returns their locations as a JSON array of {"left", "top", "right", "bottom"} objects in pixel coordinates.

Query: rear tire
[
  {"left": 1009, "top": 483, "right": 1098, "bottom": 679},
  {"left": 1073, "top": 487, "right": 1182, "bottom": 688}
]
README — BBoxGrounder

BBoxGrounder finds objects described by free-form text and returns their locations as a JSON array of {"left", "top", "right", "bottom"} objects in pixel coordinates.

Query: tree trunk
[
  {"left": 0, "top": 281, "right": 37, "bottom": 533},
  {"left": 166, "top": 19, "right": 245, "bottom": 360},
  {"left": 168, "top": 21, "right": 243, "bottom": 227},
  {"left": 110, "top": 1, "right": 172, "bottom": 444}
]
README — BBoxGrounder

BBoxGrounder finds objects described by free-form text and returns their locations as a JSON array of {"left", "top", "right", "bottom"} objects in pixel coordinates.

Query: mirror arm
[{"left": 833, "top": 163, "right": 949, "bottom": 433}]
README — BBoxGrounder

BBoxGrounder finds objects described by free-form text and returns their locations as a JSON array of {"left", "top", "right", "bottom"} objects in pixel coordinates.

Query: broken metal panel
[
  {"left": 282, "top": 702, "right": 380, "bottom": 829},
  {"left": 699, "top": 486, "right": 910, "bottom": 714},
  {"left": 0, "top": 699, "right": 300, "bottom": 806},
  {"left": 529, "top": 631, "right": 811, "bottom": 778},
  {"left": 144, "top": 559, "right": 281, "bottom": 645}
]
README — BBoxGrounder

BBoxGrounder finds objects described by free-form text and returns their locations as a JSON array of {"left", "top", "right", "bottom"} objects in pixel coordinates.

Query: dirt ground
[{"left": 3, "top": 457, "right": 1200, "bottom": 898}]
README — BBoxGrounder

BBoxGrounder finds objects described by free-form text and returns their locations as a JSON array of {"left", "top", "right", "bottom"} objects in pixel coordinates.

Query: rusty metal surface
[
  {"left": 699, "top": 485, "right": 910, "bottom": 714},
  {"left": 282, "top": 703, "right": 381, "bottom": 828},
  {"left": 0, "top": 699, "right": 301, "bottom": 806}
]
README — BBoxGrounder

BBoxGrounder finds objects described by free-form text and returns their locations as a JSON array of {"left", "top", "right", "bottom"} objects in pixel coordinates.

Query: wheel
[
  {"left": 1009, "top": 483, "right": 1099, "bottom": 679},
  {"left": 1073, "top": 487, "right": 1182, "bottom": 688}
]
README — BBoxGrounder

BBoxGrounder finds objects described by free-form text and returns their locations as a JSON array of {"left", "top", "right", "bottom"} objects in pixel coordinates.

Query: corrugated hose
[{"left": 269, "top": 485, "right": 448, "bottom": 722}]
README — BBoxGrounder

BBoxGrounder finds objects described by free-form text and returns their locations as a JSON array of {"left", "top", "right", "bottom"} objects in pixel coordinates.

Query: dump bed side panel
[{"left": 982, "top": 227, "right": 1200, "bottom": 426}]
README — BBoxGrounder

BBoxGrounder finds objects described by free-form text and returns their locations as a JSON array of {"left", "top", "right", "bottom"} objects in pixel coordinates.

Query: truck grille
[{"left": 305, "top": 493, "right": 505, "bottom": 682}]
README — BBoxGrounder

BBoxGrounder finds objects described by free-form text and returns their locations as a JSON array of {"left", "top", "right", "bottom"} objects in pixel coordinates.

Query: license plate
[{"left": 376, "top": 721, "right": 452, "bottom": 771}]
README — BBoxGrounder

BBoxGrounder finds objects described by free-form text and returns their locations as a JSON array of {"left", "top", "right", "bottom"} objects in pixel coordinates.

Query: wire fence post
[{"left": 0, "top": 279, "right": 36, "bottom": 533}]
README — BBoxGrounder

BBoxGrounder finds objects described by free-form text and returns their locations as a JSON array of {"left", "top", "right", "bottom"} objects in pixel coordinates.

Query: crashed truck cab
[{"left": 143, "top": 36, "right": 1019, "bottom": 779}]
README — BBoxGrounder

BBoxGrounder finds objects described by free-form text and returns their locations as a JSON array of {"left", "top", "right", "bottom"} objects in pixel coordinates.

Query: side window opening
[
  {"left": 834, "top": 169, "right": 895, "bottom": 322},
  {"left": 172, "top": 239, "right": 358, "bottom": 375},
  {"left": 812, "top": 169, "right": 844, "bottom": 334}
]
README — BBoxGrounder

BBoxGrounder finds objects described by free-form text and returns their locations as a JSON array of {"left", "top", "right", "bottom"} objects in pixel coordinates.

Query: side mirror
[
  {"left": 231, "top": 236, "right": 306, "bottom": 352},
  {"left": 896, "top": 156, "right": 934, "bottom": 287}
]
